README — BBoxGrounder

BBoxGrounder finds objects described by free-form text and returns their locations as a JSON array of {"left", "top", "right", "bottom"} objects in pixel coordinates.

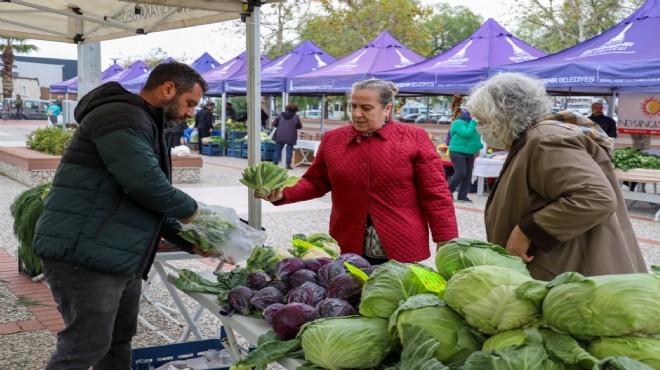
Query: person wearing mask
[
  {"left": 588, "top": 101, "right": 618, "bottom": 139},
  {"left": 467, "top": 72, "right": 647, "bottom": 280},
  {"left": 272, "top": 103, "right": 303, "bottom": 170},
  {"left": 261, "top": 78, "right": 458, "bottom": 264},
  {"left": 447, "top": 110, "right": 482, "bottom": 202},
  {"left": 33, "top": 62, "right": 210, "bottom": 369},
  {"left": 195, "top": 101, "right": 215, "bottom": 153}
]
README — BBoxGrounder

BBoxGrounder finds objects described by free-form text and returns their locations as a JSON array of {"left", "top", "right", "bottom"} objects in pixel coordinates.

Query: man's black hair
[{"left": 143, "top": 61, "right": 208, "bottom": 94}]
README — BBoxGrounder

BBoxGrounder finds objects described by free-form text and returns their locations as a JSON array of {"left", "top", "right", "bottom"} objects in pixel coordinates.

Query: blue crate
[
  {"left": 241, "top": 141, "right": 248, "bottom": 158},
  {"left": 227, "top": 140, "right": 242, "bottom": 158},
  {"left": 226, "top": 131, "right": 247, "bottom": 141},
  {"left": 201, "top": 144, "right": 224, "bottom": 156},
  {"left": 261, "top": 142, "right": 276, "bottom": 162},
  {"left": 131, "top": 339, "right": 229, "bottom": 370},
  {"left": 210, "top": 131, "right": 223, "bottom": 137}
]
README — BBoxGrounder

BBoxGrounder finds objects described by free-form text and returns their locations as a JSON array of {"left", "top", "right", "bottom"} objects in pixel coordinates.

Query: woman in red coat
[{"left": 262, "top": 79, "right": 458, "bottom": 263}]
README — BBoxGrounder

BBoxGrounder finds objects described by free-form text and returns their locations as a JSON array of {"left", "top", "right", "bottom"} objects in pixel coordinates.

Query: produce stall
[
  {"left": 474, "top": 153, "right": 507, "bottom": 196},
  {"left": 292, "top": 140, "right": 320, "bottom": 167}
]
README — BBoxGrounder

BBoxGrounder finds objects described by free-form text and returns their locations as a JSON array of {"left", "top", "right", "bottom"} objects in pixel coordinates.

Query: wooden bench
[{"left": 614, "top": 168, "right": 660, "bottom": 221}]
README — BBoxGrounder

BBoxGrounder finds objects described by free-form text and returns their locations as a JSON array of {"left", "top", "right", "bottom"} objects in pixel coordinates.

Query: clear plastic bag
[{"left": 179, "top": 204, "right": 266, "bottom": 264}]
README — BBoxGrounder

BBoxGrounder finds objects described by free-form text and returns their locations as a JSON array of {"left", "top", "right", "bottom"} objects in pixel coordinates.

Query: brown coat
[{"left": 485, "top": 118, "right": 647, "bottom": 281}]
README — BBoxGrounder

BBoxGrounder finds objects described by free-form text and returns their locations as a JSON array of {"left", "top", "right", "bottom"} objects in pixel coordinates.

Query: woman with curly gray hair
[{"left": 467, "top": 72, "right": 646, "bottom": 280}]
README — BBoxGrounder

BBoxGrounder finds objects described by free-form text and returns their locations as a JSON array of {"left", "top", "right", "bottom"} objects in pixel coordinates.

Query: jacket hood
[
  {"left": 535, "top": 110, "right": 614, "bottom": 155},
  {"left": 74, "top": 82, "right": 161, "bottom": 123},
  {"left": 282, "top": 110, "right": 295, "bottom": 119}
]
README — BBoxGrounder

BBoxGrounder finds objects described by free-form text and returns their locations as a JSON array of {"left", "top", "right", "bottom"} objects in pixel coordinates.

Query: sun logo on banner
[{"left": 640, "top": 97, "right": 660, "bottom": 118}]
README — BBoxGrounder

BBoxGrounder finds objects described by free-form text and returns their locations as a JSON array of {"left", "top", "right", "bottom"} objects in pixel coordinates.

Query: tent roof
[
  {"left": 104, "top": 60, "right": 151, "bottom": 83},
  {"left": 50, "top": 62, "right": 124, "bottom": 94},
  {"left": 288, "top": 31, "right": 425, "bottom": 94},
  {"left": 190, "top": 52, "right": 221, "bottom": 74},
  {"left": 375, "top": 18, "right": 546, "bottom": 94},
  {"left": 496, "top": 0, "right": 660, "bottom": 92},
  {"left": 224, "top": 40, "right": 336, "bottom": 94},
  {"left": 203, "top": 51, "right": 271, "bottom": 95},
  {"left": 0, "top": 1, "right": 250, "bottom": 44},
  {"left": 121, "top": 57, "right": 181, "bottom": 93}
]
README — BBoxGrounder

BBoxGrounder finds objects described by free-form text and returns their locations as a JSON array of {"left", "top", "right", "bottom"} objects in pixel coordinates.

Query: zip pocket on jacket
[{"left": 92, "top": 194, "right": 126, "bottom": 240}]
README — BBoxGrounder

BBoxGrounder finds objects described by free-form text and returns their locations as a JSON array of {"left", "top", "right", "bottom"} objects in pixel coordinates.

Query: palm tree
[{"left": 1, "top": 37, "right": 38, "bottom": 99}]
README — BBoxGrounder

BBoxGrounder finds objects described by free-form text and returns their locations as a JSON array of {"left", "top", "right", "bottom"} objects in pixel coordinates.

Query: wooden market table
[{"left": 614, "top": 168, "right": 660, "bottom": 221}]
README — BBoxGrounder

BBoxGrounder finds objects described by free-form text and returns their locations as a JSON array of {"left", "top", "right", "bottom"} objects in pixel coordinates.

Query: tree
[
  {"left": 424, "top": 3, "right": 483, "bottom": 55},
  {"left": 1, "top": 37, "right": 38, "bottom": 99},
  {"left": 298, "top": 0, "right": 436, "bottom": 58},
  {"left": 117, "top": 47, "right": 179, "bottom": 68},
  {"left": 512, "top": 0, "right": 645, "bottom": 53},
  {"left": 261, "top": 0, "right": 308, "bottom": 59}
]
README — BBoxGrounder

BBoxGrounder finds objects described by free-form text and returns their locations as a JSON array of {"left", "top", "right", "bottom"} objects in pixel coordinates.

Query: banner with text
[{"left": 617, "top": 94, "right": 660, "bottom": 136}]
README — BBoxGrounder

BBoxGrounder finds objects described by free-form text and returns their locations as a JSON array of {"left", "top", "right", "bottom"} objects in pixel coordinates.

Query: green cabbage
[
  {"left": 435, "top": 238, "right": 530, "bottom": 280},
  {"left": 390, "top": 294, "right": 484, "bottom": 368},
  {"left": 482, "top": 330, "right": 528, "bottom": 351},
  {"left": 359, "top": 260, "right": 437, "bottom": 319},
  {"left": 594, "top": 357, "right": 655, "bottom": 370},
  {"left": 299, "top": 316, "right": 394, "bottom": 370},
  {"left": 543, "top": 272, "right": 660, "bottom": 337},
  {"left": 443, "top": 265, "right": 546, "bottom": 335},
  {"left": 588, "top": 336, "right": 660, "bottom": 369}
]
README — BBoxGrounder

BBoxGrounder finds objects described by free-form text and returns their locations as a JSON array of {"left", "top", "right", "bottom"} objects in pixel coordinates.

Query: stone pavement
[{"left": 0, "top": 120, "right": 658, "bottom": 369}]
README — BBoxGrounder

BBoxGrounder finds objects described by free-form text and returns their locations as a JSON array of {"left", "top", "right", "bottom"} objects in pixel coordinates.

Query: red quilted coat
[{"left": 278, "top": 122, "right": 458, "bottom": 262}]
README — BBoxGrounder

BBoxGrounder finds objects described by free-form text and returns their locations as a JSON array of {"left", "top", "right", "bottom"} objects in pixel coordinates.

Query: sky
[{"left": 24, "top": 1, "right": 516, "bottom": 70}]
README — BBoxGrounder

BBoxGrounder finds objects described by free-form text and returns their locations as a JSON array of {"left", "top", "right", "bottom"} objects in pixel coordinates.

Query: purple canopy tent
[
  {"left": 203, "top": 51, "right": 271, "bottom": 96},
  {"left": 103, "top": 61, "right": 151, "bottom": 93},
  {"left": 49, "top": 63, "right": 124, "bottom": 95},
  {"left": 121, "top": 57, "right": 176, "bottom": 93},
  {"left": 288, "top": 31, "right": 425, "bottom": 94},
  {"left": 494, "top": 0, "right": 660, "bottom": 94},
  {"left": 375, "top": 18, "right": 546, "bottom": 94},
  {"left": 224, "top": 40, "right": 336, "bottom": 94},
  {"left": 190, "top": 52, "right": 220, "bottom": 75}
]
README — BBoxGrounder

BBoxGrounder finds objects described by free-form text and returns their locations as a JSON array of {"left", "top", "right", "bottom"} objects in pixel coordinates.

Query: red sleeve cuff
[{"left": 519, "top": 213, "right": 561, "bottom": 253}]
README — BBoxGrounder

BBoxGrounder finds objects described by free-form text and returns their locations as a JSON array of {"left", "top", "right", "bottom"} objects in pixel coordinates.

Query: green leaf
[
  {"left": 173, "top": 269, "right": 228, "bottom": 295},
  {"left": 396, "top": 323, "right": 449, "bottom": 370},
  {"left": 229, "top": 336, "right": 301, "bottom": 370}
]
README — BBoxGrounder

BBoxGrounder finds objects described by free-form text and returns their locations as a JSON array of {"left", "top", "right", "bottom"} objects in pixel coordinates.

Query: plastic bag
[
  {"left": 171, "top": 145, "right": 191, "bottom": 157},
  {"left": 178, "top": 204, "right": 266, "bottom": 264}
]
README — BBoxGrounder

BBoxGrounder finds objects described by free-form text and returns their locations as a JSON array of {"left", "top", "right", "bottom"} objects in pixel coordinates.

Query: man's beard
[{"left": 163, "top": 97, "right": 180, "bottom": 128}]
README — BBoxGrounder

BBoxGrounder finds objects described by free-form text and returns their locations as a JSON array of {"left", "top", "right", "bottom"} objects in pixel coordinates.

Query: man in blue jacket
[{"left": 34, "top": 62, "right": 209, "bottom": 370}]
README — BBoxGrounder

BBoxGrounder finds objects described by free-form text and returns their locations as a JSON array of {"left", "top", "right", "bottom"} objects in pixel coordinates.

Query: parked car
[
  {"left": 399, "top": 113, "right": 422, "bottom": 123},
  {"left": 414, "top": 113, "right": 450, "bottom": 124},
  {"left": 303, "top": 110, "right": 322, "bottom": 119},
  {"left": 1, "top": 98, "right": 50, "bottom": 120}
]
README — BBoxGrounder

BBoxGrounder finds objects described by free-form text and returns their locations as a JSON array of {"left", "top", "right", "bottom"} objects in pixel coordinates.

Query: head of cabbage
[
  {"left": 299, "top": 316, "right": 395, "bottom": 370},
  {"left": 443, "top": 265, "right": 546, "bottom": 335},
  {"left": 389, "top": 294, "right": 484, "bottom": 369},
  {"left": 435, "top": 238, "right": 530, "bottom": 280},
  {"left": 588, "top": 336, "right": 660, "bottom": 369},
  {"left": 543, "top": 272, "right": 660, "bottom": 337}
]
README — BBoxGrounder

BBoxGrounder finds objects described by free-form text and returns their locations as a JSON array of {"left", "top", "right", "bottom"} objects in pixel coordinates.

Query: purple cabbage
[
  {"left": 246, "top": 271, "right": 272, "bottom": 290},
  {"left": 289, "top": 269, "right": 318, "bottom": 288},
  {"left": 317, "top": 261, "right": 346, "bottom": 287},
  {"left": 326, "top": 274, "right": 363, "bottom": 305},
  {"left": 272, "top": 303, "right": 320, "bottom": 340},
  {"left": 263, "top": 303, "right": 285, "bottom": 325},
  {"left": 303, "top": 259, "right": 323, "bottom": 273},
  {"left": 287, "top": 281, "right": 326, "bottom": 306},
  {"left": 275, "top": 257, "right": 305, "bottom": 281},
  {"left": 227, "top": 286, "right": 254, "bottom": 315},
  {"left": 267, "top": 280, "right": 291, "bottom": 295},
  {"left": 335, "top": 253, "right": 371, "bottom": 270},
  {"left": 250, "top": 286, "right": 284, "bottom": 311},
  {"left": 316, "top": 257, "right": 334, "bottom": 266},
  {"left": 316, "top": 298, "right": 358, "bottom": 318}
]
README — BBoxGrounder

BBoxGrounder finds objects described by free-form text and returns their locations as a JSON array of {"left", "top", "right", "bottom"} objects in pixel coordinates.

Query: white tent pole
[
  {"left": 76, "top": 41, "right": 101, "bottom": 100},
  {"left": 246, "top": 5, "right": 262, "bottom": 230},
  {"left": 221, "top": 92, "right": 227, "bottom": 139}
]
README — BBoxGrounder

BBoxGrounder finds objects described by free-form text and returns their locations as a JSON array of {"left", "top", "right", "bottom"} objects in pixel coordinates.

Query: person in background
[
  {"left": 272, "top": 103, "right": 303, "bottom": 170},
  {"left": 588, "top": 101, "right": 618, "bottom": 139},
  {"left": 34, "top": 62, "right": 211, "bottom": 370},
  {"left": 467, "top": 72, "right": 647, "bottom": 280},
  {"left": 167, "top": 120, "right": 187, "bottom": 148},
  {"left": 15, "top": 94, "right": 23, "bottom": 120},
  {"left": 261, "top": 78, "right": 458, "bottom": 264},
  {"left": 225, "top": 102, "right": 236, "bottom": 121},
  {"left": 53, "top": 95, "right": 64, "bottom": 109},
  {"left": 46, "top": 102, "right": 61, "bottom": 125},
  {"left": 447, "top": 110, "right": 482, "bottom": 202},
  {"left": 195, "top": 101, "right": 215, "bottom": 153}
]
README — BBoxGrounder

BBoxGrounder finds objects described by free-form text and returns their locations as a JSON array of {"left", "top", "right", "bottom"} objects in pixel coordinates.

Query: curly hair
[{"left": 467, "top": 73, "right": 551, "bottom": 146}]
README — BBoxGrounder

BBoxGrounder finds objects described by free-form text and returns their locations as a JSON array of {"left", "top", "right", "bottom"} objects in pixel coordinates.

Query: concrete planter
[{"left": 0, "top": 147, "right": 203, "bottom": 186}]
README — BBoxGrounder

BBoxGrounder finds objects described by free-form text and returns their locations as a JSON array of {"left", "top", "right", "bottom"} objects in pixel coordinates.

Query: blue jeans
[
  {"left": 273, "top": 142, "right": 294, "bottom": 166},
  {"left": 41, "top": 259, "right": 141, "bottom": 370},
  {"left": 448, "top": 152, "right": 475, "bottom": 199}
]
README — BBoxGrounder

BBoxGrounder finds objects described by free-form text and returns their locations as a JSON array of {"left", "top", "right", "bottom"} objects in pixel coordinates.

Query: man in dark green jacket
[{"left": 34, "top": 62, "right": 208, "bottom": 370}]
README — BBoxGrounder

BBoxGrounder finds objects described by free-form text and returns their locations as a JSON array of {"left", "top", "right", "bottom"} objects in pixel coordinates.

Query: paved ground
[{"left": 0, "top": 119, "right": 658, "bottom": 369}]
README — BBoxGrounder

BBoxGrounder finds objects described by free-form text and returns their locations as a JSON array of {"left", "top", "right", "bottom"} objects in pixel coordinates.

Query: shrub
[{"left": 26, "top": 126, "right": 74, "bottom": 155}]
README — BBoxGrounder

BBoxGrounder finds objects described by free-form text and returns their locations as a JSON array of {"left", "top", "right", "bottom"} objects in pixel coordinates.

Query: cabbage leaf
[
  {"left": 435, "top": 238, "right": 530, "bottom": 279},
  {"left": 588, "top": 336, "right": 660, "bottom": 369}
]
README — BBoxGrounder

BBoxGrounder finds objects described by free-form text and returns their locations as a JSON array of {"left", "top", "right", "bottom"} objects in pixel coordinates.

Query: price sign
[
  {"left": 409, "top": 265, "right": 447, "bottom": 295},
  {"left": 344, "top": 262, "right": 369, "bottom": 284}
]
